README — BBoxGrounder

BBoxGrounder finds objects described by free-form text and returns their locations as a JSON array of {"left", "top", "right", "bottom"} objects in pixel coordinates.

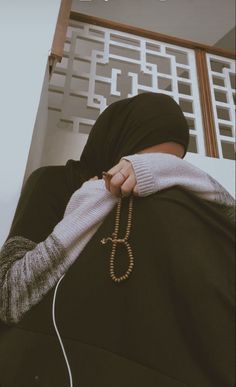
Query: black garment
[
  {"left": 80, "top": 92, "right": 189, "bottom": 179},
  {"left": 6, "top": 161, "right": 82, "bottom": 242},
  {"left": 0, "top": 93, "right": 234, "bottom": 386},
  {"left": 7, "top": 92, "right": 189, "bottom": 242},
  {"left": 0, "top": 188, "right": 234, "bottom": 387}
]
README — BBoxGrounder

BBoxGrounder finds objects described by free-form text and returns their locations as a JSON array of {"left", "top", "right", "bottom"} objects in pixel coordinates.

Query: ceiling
[{"left": 73, "top": 0, "right": 235, "bottom": 51}]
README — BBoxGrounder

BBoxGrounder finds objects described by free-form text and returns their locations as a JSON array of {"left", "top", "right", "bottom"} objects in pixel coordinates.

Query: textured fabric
[
  {"left": 0, "top": 180, "right": 116, "bottom": 324},
  {"left": 6, "top": 92, "right": 188, "bottom": 243},
  {"left": 0, "top": 235, "right": 65, "bottom": 323},
  {"left": 123, "top": 153, "right": 235, "bottom": 221},
  {"left": 53, "top": 189, "right": 235, "bottom": 387},
  {"left": 0, "top": 188, "right": 234, "bottom": 387},
  {"left": 0, "top": 327, "right": 191, "bottom": 387},
  {"left": 1, "top": 153, "right": 234, "bottom": 324},
  {"left": 0, "top": 92, "right": 234, "bottom": 386}
]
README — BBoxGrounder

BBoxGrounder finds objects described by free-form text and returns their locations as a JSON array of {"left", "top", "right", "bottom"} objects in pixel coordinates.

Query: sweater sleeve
[
  {"left": 1, "top": 153, "right": 234, "bottom": 324},
  {"left": 123, "top": 153, "right": 235, "bottom": 207},
  {"left": 0, "top": 179, "right": 117, "bottom": 324}
]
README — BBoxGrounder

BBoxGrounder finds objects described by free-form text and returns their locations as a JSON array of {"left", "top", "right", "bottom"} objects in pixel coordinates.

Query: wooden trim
[
  {"left": 48, "top": 53, "right": 61, "bottom": 78},
  {"left": 70, "top": 12, "right": 236, "bottom": 60},
  {"left": 195, "top": 49, "right": 219, "bottom": 158},
  {"left": 50, "top": 0, "right": 72, "bottom": 59}
]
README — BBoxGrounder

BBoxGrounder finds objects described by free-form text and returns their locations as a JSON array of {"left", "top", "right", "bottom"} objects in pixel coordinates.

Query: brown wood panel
[
  {"left": 48, "top": 54, "right": 61, "bottom": 79},
  {"left": 50, "top": 0, "right": 72, "bottom": 66},
  {"left": 195, "top": 49, "right": 219, "bottom": 158},
  {"left": 70, "top": 12, "right": 236, "bottom": 60}
]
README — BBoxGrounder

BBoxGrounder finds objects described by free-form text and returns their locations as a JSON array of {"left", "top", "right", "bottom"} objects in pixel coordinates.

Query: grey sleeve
[
  {"left": 0, "top": 180, "right": 117, "bottom": 325},
  {"left": 0, "top": 234, "right": 67, "bottom": 324}
]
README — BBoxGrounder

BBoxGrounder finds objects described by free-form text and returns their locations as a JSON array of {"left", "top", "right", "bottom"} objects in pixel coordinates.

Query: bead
[{"left": 101, "top": 196, "right": 134, "bottom": 283}]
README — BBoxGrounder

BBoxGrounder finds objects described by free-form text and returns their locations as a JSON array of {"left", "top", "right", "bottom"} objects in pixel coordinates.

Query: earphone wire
[{"left": 52, "top": 274, "right": 74, "bottom": 387}]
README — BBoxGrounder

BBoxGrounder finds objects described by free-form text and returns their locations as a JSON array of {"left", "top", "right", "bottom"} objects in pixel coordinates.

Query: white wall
[
  {"left": 71, "top": 0, "right": 235, "bottom": 47},
  {"left": 23, "top": 63, "right": 50, "bottom": 184},
  {"left": 0, "top": 0, "right": 61, "bottom": 246}
]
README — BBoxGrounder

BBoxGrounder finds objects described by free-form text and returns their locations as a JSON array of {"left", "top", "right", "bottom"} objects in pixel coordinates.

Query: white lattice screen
[
  {"left": 206, "top": 54, "right": 235, "bottom": 160},
  {"left": 46, "top": 19, "right": 207, "bottom": 164}
]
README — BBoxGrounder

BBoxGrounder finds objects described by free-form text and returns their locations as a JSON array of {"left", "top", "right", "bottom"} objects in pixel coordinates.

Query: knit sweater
[{"left": 0, "top": 153, "right": 234, "bottom": 324}]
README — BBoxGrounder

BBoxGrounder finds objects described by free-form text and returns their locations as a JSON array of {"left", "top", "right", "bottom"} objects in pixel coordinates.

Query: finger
[
  {"left": 109, "top": 172, "right": 127, "bottom": 196},
  {"left": 118, "top": 170, "right": 127, "bottom": 180},
  {"left": 107, "top": 163, "right": 123, "bottom": 176},
  {"left": 104, "top": 164, "right": 124, "bottom": 193},
  {"left": 121, "top": 175, "right": 136, "bottom": 197},
  {"left": 102, "top": 171, "right": 112, "bottom": 179},
  {"left": 107, "top": 159, "right": 130, "bottom": 176},
  {"left": 103, "top": 175, "right": 111, "bottom": 191},
  {"left": 102, "top": 172, "right": 112, "bottom": 191}
]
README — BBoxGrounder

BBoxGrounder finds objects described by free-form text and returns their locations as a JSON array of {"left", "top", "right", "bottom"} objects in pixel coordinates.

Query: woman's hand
[{"left": 102, "top": 159, "right": 138, "bottom": 197}]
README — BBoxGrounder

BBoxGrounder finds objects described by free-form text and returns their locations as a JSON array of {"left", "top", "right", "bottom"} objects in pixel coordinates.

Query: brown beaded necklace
[{"left": 100, "top": 196, "right": 134, "bottom": 283}]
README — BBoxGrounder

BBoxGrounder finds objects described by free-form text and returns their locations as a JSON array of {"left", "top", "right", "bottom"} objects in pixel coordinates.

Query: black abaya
[
  {"left": 0, "top": 188, "right": 234, "bottom": 387},
  {"left": 0, "top": 93, "right": 234, "bottom": 386}
]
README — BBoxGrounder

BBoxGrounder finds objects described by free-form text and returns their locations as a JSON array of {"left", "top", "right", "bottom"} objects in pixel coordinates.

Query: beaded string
[{"left": 100, "top": 196, "right": 134, "bottom": 283}]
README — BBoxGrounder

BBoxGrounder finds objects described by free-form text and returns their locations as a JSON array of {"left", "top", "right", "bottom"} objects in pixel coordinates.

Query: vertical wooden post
[
  {"left": 49, "top": 0, "right": 72, "bottom": 75},
  {"left": 195, "top": 49, "right": 219, "bottom": 157}
]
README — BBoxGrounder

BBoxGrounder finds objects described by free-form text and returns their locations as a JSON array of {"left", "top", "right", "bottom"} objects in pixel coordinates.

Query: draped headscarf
[
  {"left": 78, "top": 92, "right": 189, "bottom": 179},
  {"left": 7, "top": 92, "right": 189, "bottom": 242}
]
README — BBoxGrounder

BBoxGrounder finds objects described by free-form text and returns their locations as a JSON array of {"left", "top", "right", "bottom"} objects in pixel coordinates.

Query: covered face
[{"left": 80, "top": 92, "right": 189, "bottom": 178}]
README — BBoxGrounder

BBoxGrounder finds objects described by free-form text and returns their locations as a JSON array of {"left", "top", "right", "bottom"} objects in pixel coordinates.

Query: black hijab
[
  {"left": 78, "top": 92, "right": 189, "bottom": 179},
  {"left": 7, "top": 92, "right": 189, "bottom": 242}
]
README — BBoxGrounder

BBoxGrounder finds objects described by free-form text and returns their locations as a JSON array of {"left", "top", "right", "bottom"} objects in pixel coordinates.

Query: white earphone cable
[{"left": 52, "top": 274, "right": 74, "bottom": 387}]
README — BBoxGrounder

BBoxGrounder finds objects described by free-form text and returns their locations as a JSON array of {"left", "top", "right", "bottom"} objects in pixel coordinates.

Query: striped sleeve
[
  {"left": 0, "top": 180, "right": 117, "bottom": 325},
  {"left": 0, "top": 234, "right": 67, "bottom": 324}
]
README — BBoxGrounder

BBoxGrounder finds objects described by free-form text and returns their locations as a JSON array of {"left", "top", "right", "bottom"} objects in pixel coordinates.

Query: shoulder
[
  {"left": 25, "top": 159, "right": 84, "bottom": 195},
  {"left": 7, "top": 164, "right": 78, "bottom": 243},
  {"left": 19, "top": 165, "right": 70, "bottom": 214},
  {"left": 22, "top": 164, "right": 79, "bottom": 205},
  {"left": 24, "top": 165, "right": 68, "bottom": 191},
  {"left": 135, "top": 187, "right": 234, "bottom": 235}
]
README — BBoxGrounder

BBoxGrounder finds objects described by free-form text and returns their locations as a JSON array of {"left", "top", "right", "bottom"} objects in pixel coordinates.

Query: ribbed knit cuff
[{"left": 122, "top": 154, "right": 155, "bottom": 197}]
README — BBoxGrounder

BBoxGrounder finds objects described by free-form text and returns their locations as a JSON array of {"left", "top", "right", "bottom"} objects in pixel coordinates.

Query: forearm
[
  {"left": 52, "top": 180, "right": 118, "bottom": 262},
  {"left": 0, "top": 180, "right": 117, "bottom": 324},
  {"left": 0, "top": 234, "right": 67, "bottom": 324},
  {"left": 123, "top": 153, "right": 235, "bottom": 207}
]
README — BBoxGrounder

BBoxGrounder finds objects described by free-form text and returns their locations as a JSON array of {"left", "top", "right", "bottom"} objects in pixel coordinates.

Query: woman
[{"left": 0, "top": 93, "right": 234, "bottom": 387}]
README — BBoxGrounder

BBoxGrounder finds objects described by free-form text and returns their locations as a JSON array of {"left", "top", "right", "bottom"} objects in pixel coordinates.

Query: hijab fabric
[
  {"left": 77, "top": 92, "right": 189, "bottom": 180},
  {"left": 8, "top": 92, "right": 189, "bottom": 242}
]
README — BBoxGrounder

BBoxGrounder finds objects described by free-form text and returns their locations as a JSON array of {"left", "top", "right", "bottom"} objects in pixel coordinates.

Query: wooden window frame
[{"left": 50, "top": 10, "right": 235, "bottom": 157}]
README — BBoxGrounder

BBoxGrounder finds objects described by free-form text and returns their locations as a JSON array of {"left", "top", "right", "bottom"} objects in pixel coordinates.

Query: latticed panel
[
  {"left": 206, "top": 54, "right": 235, "bottom": 160},
  {"left": 48, "top": 19, "right": 205, "bottom": 159}
]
